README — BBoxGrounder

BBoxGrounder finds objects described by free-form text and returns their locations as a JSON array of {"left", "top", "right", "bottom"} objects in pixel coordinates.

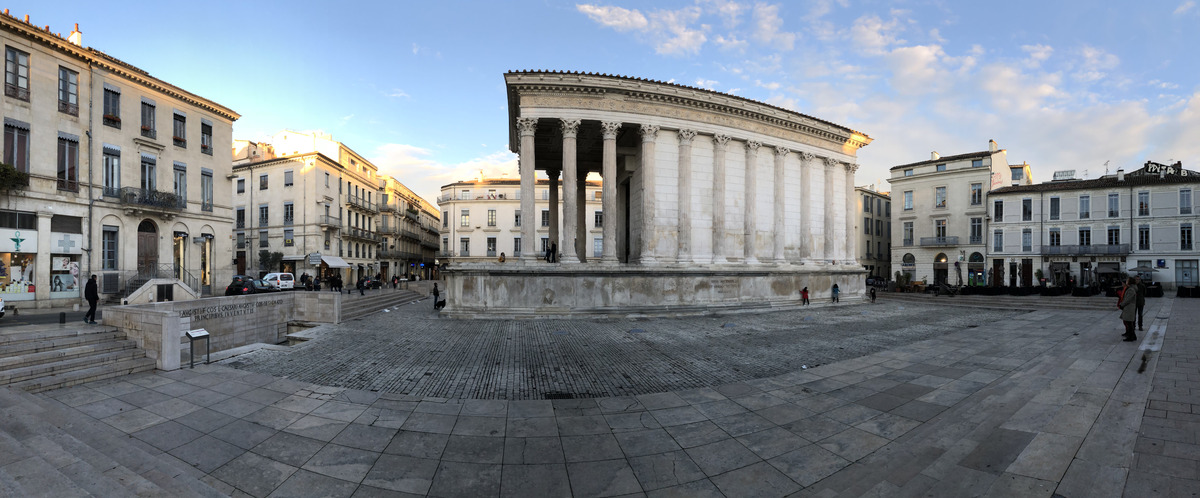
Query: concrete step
[
  {"left": 341, "top": 289, "right": 424, "bottom": 316},
  {"left": 880, "top": 292, "right": 1114, "bottom": 310},
  {"left": 0, "top": 339, "right": 138, "bottom": 372},
  {"left": 1, "top": 347, "right": 147, "bottom": 386},
  {"left": 10, "top": 357, "right": 157, "bottom": 393},
  {"left": 0, "top": 324, "right": 119, "bottom": 346},
  {"left": 0, "top": 331, "right": 125, "bottom": 358}
]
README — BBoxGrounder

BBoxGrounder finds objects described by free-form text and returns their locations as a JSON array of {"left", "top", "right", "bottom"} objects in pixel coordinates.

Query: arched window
[
  {"left": 969, "top": 252, "right": 984, "bottom": 263},
  {"left": 903, "top": 253, "right": 916, "bottom": 264},
  {"left": 935, "top": 253, "right": 948, "bottom": 263}
]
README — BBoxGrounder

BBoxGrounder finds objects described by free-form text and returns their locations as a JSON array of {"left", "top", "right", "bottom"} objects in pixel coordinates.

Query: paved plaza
[{"left": 2, "top": 295, "right": 1195, "bottom": 497}]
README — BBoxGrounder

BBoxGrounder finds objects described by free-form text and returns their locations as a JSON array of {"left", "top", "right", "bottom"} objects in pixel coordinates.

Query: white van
[{"left": 262, "top": 273, "right": 295, "bottom": 290}]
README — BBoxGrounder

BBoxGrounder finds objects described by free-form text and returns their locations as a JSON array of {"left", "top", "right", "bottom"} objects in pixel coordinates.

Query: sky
[{"left": 13, "top": 1, "right": 1200, "bottom": 203}]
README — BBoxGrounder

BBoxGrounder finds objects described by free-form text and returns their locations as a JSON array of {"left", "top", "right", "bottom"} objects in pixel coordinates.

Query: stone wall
[{"left": 104, "top": 291, "right": 340, "bottom": 370}]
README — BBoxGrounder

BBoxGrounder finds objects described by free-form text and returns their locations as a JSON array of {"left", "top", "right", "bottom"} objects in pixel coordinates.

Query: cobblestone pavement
[{"left": 223, "top": 300, "right": 1021, "bottom": 399}]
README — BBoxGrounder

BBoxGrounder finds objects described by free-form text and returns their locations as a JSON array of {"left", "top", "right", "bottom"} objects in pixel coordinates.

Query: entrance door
[
  {"left": 1021, "top": 259, "right": 1034, "bottom": 287},
  {"left": 993, "top": 259, "right": 1005, "bottom": 287},
  {"left": 137, "top": 220, "right": 158, "bottom": 277}
]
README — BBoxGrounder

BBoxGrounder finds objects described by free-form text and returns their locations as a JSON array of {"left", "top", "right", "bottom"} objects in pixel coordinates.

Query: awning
[{"left": 321, "top": 256, "right": 350, "bottom": 268}]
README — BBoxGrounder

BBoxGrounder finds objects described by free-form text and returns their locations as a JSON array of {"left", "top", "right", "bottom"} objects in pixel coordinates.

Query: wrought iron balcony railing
[
  {"left": 118, "top": 187, "right": 183, "bottom": 210},
  {"left": 1040, "top": 244, "right": 1130, "bottom": 256},
  {"left": 919, "top": 236, "right": 959, "bottom": 247}
]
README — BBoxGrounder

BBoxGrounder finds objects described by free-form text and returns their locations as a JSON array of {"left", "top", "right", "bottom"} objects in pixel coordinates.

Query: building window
[
  {"left": 460, "top": 209, "right": 470, "bottom": 227},
  {"left": 1107, "top": 226, "right": 1120, "bottom": 246},
  {"left": 102, "top": 88, "right": 120, "bottom": 128},
  {"left": 514, "top": 237, "right": 522, "bottom": 257},
  {"left": 237, "top": 178, "right": 245, "bottom": 194},
  {"left": 201, "top": 170, "right": 213, "bottom": 211},
  {"left": 101, "top": 226, "right": 118, "bottom": 270},
  {"left": 173, "top": 163, "right": 187, "bottom": 205},
  {"left": 3, "top": 122, "right": 30, "bottom": 173},
  {"left": 994, "top": 200, "right": 1004, "bottom": 222},
  {"left": 259, "top": 205, "right": 269, "bottom": 227},
  {"left": 971, "top": 159, "right": 983, "bottom": 168},
  {"left": 325, "top": 172, "right": 330, "bottom": 187},
  {"left": 1022, "top": 229, "right": 1032, "bottom": 252},
  {"left": 595, "top": 211, "right": 603, "bottom": 228},
  {"left": 1138, "top": 191, "right": 1150, "bottom": 216},
  {"left": 236, "top": 208, "right": 245, "bottom": 229},
  {"left": 102, "top": 150, "right": 120, "bottom": 197},
  {"left": 541, "top": 210, "right": 550, "bottom": 227},
  {"left": 173, "top": 113, "right": 186, "bottom": 147},
  {"left": 259, "top": 174, "right": 268, "bottom": 190},
  {"left": 141, "top": 101, "right": 155, "bottom": 138},
  {"left": 903, "top": 191, "right": 913, "bottom": 210},
  {"left": 284, "top": 203, "right": 294, "bottom": 225},
  {"left": 487, "top": 237, "right": 497, "bottom": 257},
  {"left": 1079, "top": 195, "right": 1090, "bottom": 219},
  {"left": 970, "top": 218, "right": 982, "bottom": 244},
  {"left": 460, "top": 237, "right": 470, "bottom": 257},
  {"left": 4, "top": 46, "right": 30, "bottom": 100},
  {"left": 283, "top": 169, "right": 294, "bottom": 187},
  {"left": 1182, "top": 189, "right": 1193, "bottom": 215},
  {"left": 201, "top": 121, "right": 213, "bottom": 155},
  {"left": 1012, "top": 169, "right": 1024, "bottom": 181},
  {"left": 885, "top": 201, "right": 890, "bottom": 216},
  {"left": 593, "top": 238, "right": 602, "bottom": 258},
  {"left": 934, "top": 187, "right": 946, "bottom": 208},
  {"left": 904, "top": 169, "right": 913, "bottom": 177},
  {"left": 876, "top": 219, "right": 882, "bottom": 237},
  {"left": 284, "top": 229, "right": 294, "bottom": 247},
  {"left": 236, "top": 232, "right": 245, "bottom": 250},
  {"left": 442, "top": 237, "right": 448, "bottom": 253},
  {"left": 487, "top": 209, "right": 497, "bottom": 227},
  {"left": 936, "top": 164, "right": 946, "bottom": 172},
  {"left": 259, "top": 230, "right": 269, "bottom": 248},
  {"left": 1108, "top": 193, "right": 1119, "bottom": 217},
  {"left": 864, "top": 217, "right": 871, "bottom": 234},
  {"left": 1079, "top": 227, "right": 1091, "bottom": 246},
  {"left": 970, "top": 183, "right": 982, "bottom": 205},
  {"left": 903, "top": 222, "right": 913, "bottom": 246},
  {"left": 324, "top": 231, "right": 330, "bottom": 250},
  {"left": 1022, "top": 198, "right": 1032, "bottom": 221},
  {"left": 140, "top": 155, "right": 156, "bottom": 191},
  {"left": 1183, "top": 224, "right": 1194, "bottom": 251},
  {"left": 935, "top": 219, "right": 947, "bottom": 238},
  {"left": 1049, "top": 197, "right": 1060, "bottom": 220},
  {"left": 993, "top": 230, "right": 1003, "bottom": 252},
  {"left": 1139, "top": 225, "right": 1150, "bottom": 251},
  {"left": 58, "top": 67, "right": 78, "bottom": 116},
  {"left": 442, "top": 211, "right": 448, "bottom": 228},
  {"left": 1048, "top": 228, "right": 1061, "bottom": 247},
  {"left": 57, "top": 136, "right": 79, "bottom": 192},
  {"left": 459, "top": 189, "right": 470, "bottom": 200},
  {"left": 514, "top": 210, "right": 521, "bottom": 227},
  {"left": 863, "top": 195, "right": 871, "bottom": 213}
]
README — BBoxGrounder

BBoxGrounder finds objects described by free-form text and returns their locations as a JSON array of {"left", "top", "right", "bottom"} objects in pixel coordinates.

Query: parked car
[
  {"left": 865, "top": 276, "right": 886, "bottom": 288},
  {"left": 224, "top": 276, "right": 273, "bottom": 295},
  {"left": 364, "top": 277, "right": 384, "bottom": 289},
  {"left": 263, "top": 273, "right": 295, "bottom": 291},
  {"left": 0, "top": 296, "right": 5, "bottom": 318}
]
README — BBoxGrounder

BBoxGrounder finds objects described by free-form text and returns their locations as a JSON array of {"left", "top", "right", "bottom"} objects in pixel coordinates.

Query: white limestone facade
[
  {"left": 443, "top": 71, "right": 873, "bottom": 317},
  {"left": 856, "top": 187, "right": 892, "bottom": 279},
  {"left": 0, "top": 15, "right": 238, "bottom": 307}
]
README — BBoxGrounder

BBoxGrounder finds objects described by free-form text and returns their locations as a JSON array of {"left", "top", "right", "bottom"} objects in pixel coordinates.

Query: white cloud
[
  {"left": 885, "top": 44, "right": 947, "bottom": 94},
  {"left": 978, "top": 63, "right": 1064, "bottom": 112},
  {"left": 714, "top": 34, "right": 748, "bottom": 51},
  {"left": 755, "top": 79, "right": 781, "bottom": 90},
  {"left": 1074, "top": 45, "right": 1119, "bottom": 82},
  {"left": 339, "top": 114, "right": 354, "bottom": 124},
  {"left": 1021, "top": 44, "right": 1053, "bottom": 68},
  {"left": 576, "top": 4, "right": 648, "bottom": 31},
  {"left": 694, "top": 78, "right": 719, "bottom": 89},
  {"left": 577, "top": 4, "right": 707, "bottom": 56},
  {"left": 1174, "top": 1, "right": 1195, "bottom": 15},
  {"left": 701, "top": 0, "right": 744, "bottom": 28},
  {"left": 386, "top": 88, "right": 410, "bottom": 98},
  {"left": 751, "top": 3, "right": 797, "bottom": 50},
  {"left": 849, "top": 15, "right": 904, "bottom": 55}
]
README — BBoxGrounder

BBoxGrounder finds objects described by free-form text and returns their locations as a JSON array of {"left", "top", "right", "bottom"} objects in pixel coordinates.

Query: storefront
[
  {"left": 1, "top": 228, "right": 38, "bottom": 301},
  {"left": 966, "top": 252, "right": 986, "bottom": 286}
]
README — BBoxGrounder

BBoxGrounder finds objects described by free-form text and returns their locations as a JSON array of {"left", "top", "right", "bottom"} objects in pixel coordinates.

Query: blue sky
[{"left": 14, "top": 1, "right": 1200, "bottom": 203}]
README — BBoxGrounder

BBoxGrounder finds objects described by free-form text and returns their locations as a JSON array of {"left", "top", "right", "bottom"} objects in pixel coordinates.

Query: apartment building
[
  {"left": 856, "top": 186, "right": 891, "bottom": 279},
  {"left": 889, "top": 140, "right": 1032, "bottom": 286},
  {"left": 437, "top": 178, "right": 602, "bottom": 264},
  {"left": 0, "top": 15, "right": 238, "bottom": 307},
  {"left": 988, "top": 161, "right": 1199, "bottom": 290},
  {"left": 379, "top": 176, "right": 440, "bottom": 279}
]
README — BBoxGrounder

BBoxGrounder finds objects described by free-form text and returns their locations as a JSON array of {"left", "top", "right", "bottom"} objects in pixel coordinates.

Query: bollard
[{"left": 59, "top": 312, "right": 66, "bottom": 323}]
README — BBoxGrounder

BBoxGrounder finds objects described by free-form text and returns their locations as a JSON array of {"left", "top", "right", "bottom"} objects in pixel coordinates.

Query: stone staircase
[
  {"left": 879, "top": 290, "right": 1118, "bottom": 311},
  {"left": 0, "top": 386, "right": 222, "bottom": 497},
  {"left": 339, "top": 287, "right": 425, "bottom": 318},
  {"left": 0, "top": 325, "right": 156, "bottom": 393}
]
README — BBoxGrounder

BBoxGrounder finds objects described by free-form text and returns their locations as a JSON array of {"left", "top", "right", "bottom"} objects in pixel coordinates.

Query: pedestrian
[
  {"left": 392, "top": 275, "right": 399, "bottom": 289},
  {"left": 357, "top": 277, "right": 366, "bottom": 296},
  {"left": 1135, "top": 275, "right": 1147, "bottom": 331},
  {"left": 83, "top": 274, "right": 99, "bottom": 324},
  {"left": 831, "top": 283, "right": 840, "bottom": 303},
  {"left": 313, "top": 276, "right": 322, "bottom": 291},
  {"left": 801, "top": 287, "right": 810, "bottom": 305},
  {"left": 1118, "top": 276, "right": 1138, "bottom": 342},
  {"left": 432, "top": 283, "right": 440, "bottom": 308},
  {"left": 870, "top": 287, "right": 877, "bottom": 303}
]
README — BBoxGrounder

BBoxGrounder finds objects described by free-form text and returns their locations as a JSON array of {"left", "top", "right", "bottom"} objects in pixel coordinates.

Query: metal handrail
[
  {"left": 919, "top": 236, "right": 959, "bottom": 246},
  {"left": 1040, "top": 244, "right": 1130, "bottom": 256},
  {"left": 119, "top": 186, "right": 184, "bottom": 210}
]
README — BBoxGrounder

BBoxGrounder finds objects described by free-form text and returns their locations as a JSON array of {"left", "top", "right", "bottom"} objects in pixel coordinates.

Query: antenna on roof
[{"left": 1103, "top": 160, "right": 1110, "bottom": 176}]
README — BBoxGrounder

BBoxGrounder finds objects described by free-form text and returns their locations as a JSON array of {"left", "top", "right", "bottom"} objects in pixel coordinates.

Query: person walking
[
  {"left": 356, "top": 276, "right": 366, "bottom": 296},
  {"left": 801, "top": 287, "right": 810, "bottom": 305},
  {"left": 1135, "top": 275, "right": 1147, "bottom": 331},
  {"left": 869, "top": 287, "right": 877, "bottom": 303},
  {"left": 831, "top": 283, "right": 840, "bottom": 303},
  {"left": 1118, "top": 276, "right": 1138, "bottom": 342},
  {"left": 432, "top": 283, "right": 440, "bottom": 308},
  {"left": 83, "top": 274, "right": 99, "bottom": 324}
]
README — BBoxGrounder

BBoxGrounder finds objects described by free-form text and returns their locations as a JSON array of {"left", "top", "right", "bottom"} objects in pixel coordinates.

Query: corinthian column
[
  {"left": 677, "top": 129, "right": 697, "bottom": 263},
  {"left": 844, "top": 163, "right": 858, "bottom": 266},
  {"left": 548, "top": 168, "right": 560, "bottom": 258},
  {"left": 800, "top": 152, "right": 815, "bottom": 263},
  {"left": 517, "top": 117, "right": 537, "bottom": 261},
  {"left": 773, "top": 146, "right": 789, "bottom": 263},
  {"left": 743, "top": 140, "right": 761, "bottom": 264},
  {"left": 824, "top": 157, "right": 838, "bottom": 264},
  {"left": 600, "top": 121, "right": 620, "bottom": 263},
  {"left": 560, "top": 118, "right": 581, "bottom": 263},
  {"left": 638, "top": 124, "right": 660, "bottom": 264},
  {"left": 712, "top": 134, "right": 730, "bottom": 264}
]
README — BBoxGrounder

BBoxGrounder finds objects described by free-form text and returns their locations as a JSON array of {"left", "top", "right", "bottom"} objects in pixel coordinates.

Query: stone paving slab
[{"left": 0, "top": 295, "right": 1186, "bottom": 496}]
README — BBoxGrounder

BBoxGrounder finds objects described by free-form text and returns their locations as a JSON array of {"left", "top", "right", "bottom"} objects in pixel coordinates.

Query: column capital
[
  {"left": 547, "top": 168, "right": 560, "bottom": 180},
  {"left": 844, "top": 163, "right": 859, "bottom": 173},
  {"left": 639, "top": 124, "right": 660, "bottom": 142},
  {"left": 516, "top": 117, "right": 538, "bottom": 136},
  {"left": 560, "top": 118, "right": 581, "bottom": 138},
  {"left": 746, "top": 140, "right": 762, "bottom": 151},
  {"left": 774, "top": 146, "right": 790, "bottom": 157},
  {"left": 800, "top": 151, "right": 816, "bottom": 162},
  {"left": 600, "top": 121, "right": 622, "bottom": 140},
  {"left": 824, "top": 157, "right": 841, "bottom": 169},
  {"left": 713, "top": 133, "right": 731, "bottom": 149},
  {"left": 677, "top": 128, "right": 697, "bottom": 145}
]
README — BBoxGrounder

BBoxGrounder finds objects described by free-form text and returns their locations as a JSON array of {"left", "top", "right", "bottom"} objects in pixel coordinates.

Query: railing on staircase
[{"left": 118, "top": 264, "right": 203, "bottom": 299}]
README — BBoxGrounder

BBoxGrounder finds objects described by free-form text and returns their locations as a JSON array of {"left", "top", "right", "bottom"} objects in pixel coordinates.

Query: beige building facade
[
  {"left": 1, "top": 15, "right": 238, "bottom": 307},
  {"left": 855, "top": 186, "right": 891, "bottom": 279}
]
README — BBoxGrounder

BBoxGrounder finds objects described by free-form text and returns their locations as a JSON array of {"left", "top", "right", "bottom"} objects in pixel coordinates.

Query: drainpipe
[
  {"left": 1039, "top": 191, "right": 1044, "bottom": 284},
  {"left": 84, "top": 59, "right": 95, "bottom": 289}
]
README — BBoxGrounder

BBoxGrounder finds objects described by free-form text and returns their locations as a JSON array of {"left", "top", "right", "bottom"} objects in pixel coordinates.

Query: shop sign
[
  {"left": 1, "top": 229, "right": 37, "bottom": 253},
  {"left": 51, "top": 232, "right": 83, "bottom": 255}
]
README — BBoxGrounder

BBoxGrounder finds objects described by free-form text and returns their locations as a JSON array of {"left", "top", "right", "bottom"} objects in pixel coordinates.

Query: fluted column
[
  {"left": 824, "top": 157, "right": 838, "bottom": 264},
  {"left": 743, "top": 140, "right": 761, "bottom": 264},
  {"left": 600, "top": 121, "right": 620, "bottom": 263},
  {"left": 844, "top": 163, "right": 858, "bottom": 266},
  {"left": 773, "top": 146, "right": 789, "bottom": 263},
  {"left": 638, "top": 124, "right": 659, "bottom": 264},
  {"left": 548, "top": 169, "right": 560, "bottom": 259},
  {"left": 677, "top": 129, "right": 697, "bottom": 263},
  {"left": 517, "top": 117, "right": 537, "bottom": 261},
  {"left": 711, "top": 134, "right": 730, "bottom": 264},
  {"left": 800, "top": 152, "right": 815, "bottom": 263},
  {"left": 560, "top": 118, "right": 580, "bottom": 264},
  {"left": 576, "top": 176, "right": 587, "bottom": 263}
]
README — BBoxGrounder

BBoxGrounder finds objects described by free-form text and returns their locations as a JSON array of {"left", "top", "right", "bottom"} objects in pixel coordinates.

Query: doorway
[
  {"left": 172, "top": 231, "right": 186, "bottom": 280},
  {"left": 933, "top": 253, "right": 948, "bottom": 286},
  {"left": 993, "top": 259, "right": 1005, "bottom": 287},
  {"left": 137, "top": 220, "right": 158, "bottom": 278},
  {"left": 1021, "top": 259, "right": 1034, "bottom": 287}
]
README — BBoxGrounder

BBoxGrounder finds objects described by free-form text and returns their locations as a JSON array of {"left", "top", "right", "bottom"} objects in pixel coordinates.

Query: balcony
[
  {"left": 5, "top": 83, "right": 29, "bottom": 101},
  {"left": 422, "top": 240, "right": 441, "bottom": 250},
  {"left": 969, "top": 236, "right": 983, "bottom": 245},
  {"left": 344, "top": 227, "right": 381, "bottom": 243},
  {"left": 58, "top": 100, "right": 78, "bottom": 116},
  {"left": 902, "top": 239, "right": 913, "bottom": 247},
  {"left": 319, "top": 215, "right": 342, "bottom": 229},
  {"left": 103, "top": 114, "right": 121, "bottom": 129},
  {"left": 173, "top": 136, "right": 187, "bottom": 148},
  {"left": 400, "top": 229, "right": 421, "bottom": 241},
  {"left": 56, "top": 178, "right": 79, "bottom": 193},
  {"left": 380, "top": 203, "right": 397, "bottom": 213},
  {"left": 141, "top": 126, "right": 156, "bottom": 140},
  {"left": 347, "top": 196, "right": 378, "bottom": 213},
  {"left": 405, "top": 208, "right": 419, "bottom": 221},
  {"left": 1040, "top": 244, "right": 1131, "bottom": 256},
  {"left": 118, "top": 187, "right": 184, "bottom": 211},
  {"left": 919, "top": 236, "right": 959, "bottom": 247}
]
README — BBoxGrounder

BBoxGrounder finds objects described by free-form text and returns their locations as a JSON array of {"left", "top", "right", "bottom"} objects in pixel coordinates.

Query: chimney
[
  {"left": 68, "top": 23, "right": 81, "bottom": 46},
  {"left": 989, "top": 139, "right": 998, "bottom": 152},
  {"left": 931, "top": 151, "right": 940, "bottom": 160},
  {"left": 1117, "top": 169, "right": 1125, "bottom": 182}
]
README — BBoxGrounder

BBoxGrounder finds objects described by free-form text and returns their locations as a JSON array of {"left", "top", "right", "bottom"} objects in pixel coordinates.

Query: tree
[
  {"left": 0, "top": 162, "right": 30, "bottom": 192},
  {"left": 258, "top": 250, "right": 284, "bottom": 271}
]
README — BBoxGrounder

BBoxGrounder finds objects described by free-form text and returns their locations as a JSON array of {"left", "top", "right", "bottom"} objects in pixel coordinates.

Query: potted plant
[{"left": 103, "top": 114, "right": 120, "bottom": 122}]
